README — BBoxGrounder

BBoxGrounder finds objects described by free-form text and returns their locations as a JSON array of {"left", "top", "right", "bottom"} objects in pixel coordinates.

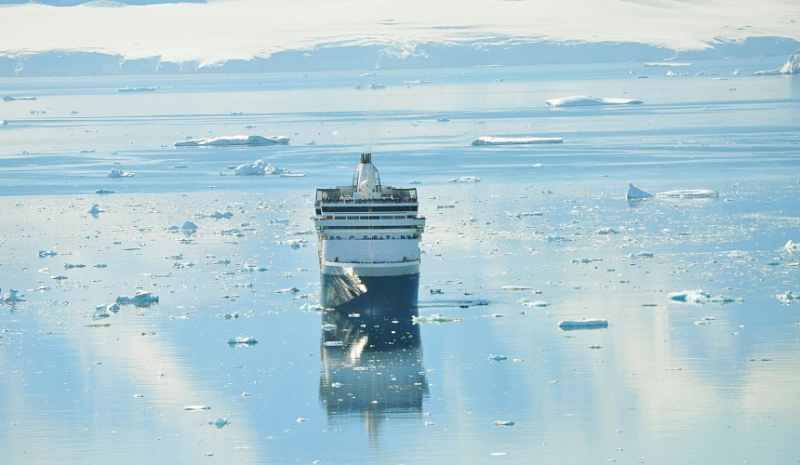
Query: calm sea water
[{"left": 1, "top": 58, "right": 799, "bottom": 464}]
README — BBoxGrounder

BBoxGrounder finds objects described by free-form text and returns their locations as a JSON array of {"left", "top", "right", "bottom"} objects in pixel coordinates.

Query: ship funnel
[{"left": 352, "top": 153, "right": 381, "bottom": 200}]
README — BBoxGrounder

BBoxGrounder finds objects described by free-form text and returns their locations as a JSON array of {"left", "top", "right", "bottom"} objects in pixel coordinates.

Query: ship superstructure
[{"left": 314, "top": 153, "right": 425, "bottom": 310}]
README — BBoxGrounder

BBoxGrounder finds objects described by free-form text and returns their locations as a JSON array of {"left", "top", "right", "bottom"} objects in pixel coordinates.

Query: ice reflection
[{"left": 319, "top": 307, "right": 428, "bottom": 438}]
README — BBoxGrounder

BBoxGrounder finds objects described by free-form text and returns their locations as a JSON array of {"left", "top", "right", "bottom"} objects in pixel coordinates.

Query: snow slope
[{"left": 0, "top": 0, "right": 798, "bottom": 75}]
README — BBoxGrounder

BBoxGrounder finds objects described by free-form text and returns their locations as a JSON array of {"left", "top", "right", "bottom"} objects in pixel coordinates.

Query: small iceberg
[
  {"left": 88, "top": 204, "right": 103, "bottom": 217},
  {"left": 471, "top": 136, "right": 563, "bottom": 146},
  {"left": 180, "top": 221, "right": 198, "bottom": 231},
  {"left": 1, "top": 288, "right": 25, "bottom": 303},
  {"left": 175, "top": 135, "right": 289, "bottom": 147},
  {"left": 107, "top": 168, "right": 134, "bottom": 178},
  {"left": 231, "top": 159, "right": 290, "bottom": 176},
  {"left": 184, "top": 405, "right": 211, "bottom": 411},
  {"left": 558, "top": 319, "right": 609, "bottom": 330},
  {"left": 546, "top": 96, "right": 643, "bottom": 107},
  {"left": 668, "top": 289, "right": 711, "bottom": 304},
  {"left": 228, "top": 336, "right": 258, "bottom": 347},
  {"left": 777, "top": 291, "right": 798, "bottom": 305},
  {"left": 116, "top": 291, "right": 159, "bottom": 306},
  {"left": 626, "top": 183, "right": 654, "bottom": 199},
  {"left": 784, "top": 240, "right": 798, "bottom": 252}
]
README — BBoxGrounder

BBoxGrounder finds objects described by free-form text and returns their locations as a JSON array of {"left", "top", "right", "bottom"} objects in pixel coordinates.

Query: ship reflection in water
[{"left": 319, "top": 306, "right": 428, "bottom": 437}]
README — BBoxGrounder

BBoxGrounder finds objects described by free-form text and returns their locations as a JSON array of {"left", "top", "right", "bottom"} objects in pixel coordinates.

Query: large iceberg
[
  {"left": 755, "top": 51, "right": 800, "bottom": 75},
  {"left": 546, "top": 96, "right": 643, "bottom": 107},
  {"left": 472, "top": 136, "right": 563, "bottom": 146},
  {"left": 232, "top": 159, "right": 290, "bottom": 176},
  {"left": 174, "top": 135, "right": 289, "bottom": 147}
]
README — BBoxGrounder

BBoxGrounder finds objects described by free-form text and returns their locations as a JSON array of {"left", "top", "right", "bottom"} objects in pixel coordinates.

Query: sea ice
[
  {"left": 488, "top": 354, "right": 508, "bottom": 361},
  {"left": 88, "top": 204, "right": 102, "bottom": 217},
  {"left": 231, "top": 159, "right": 290, "bottom": 176},
  {"left": 471, "top": 136, "right": 563, "bottom": 145},
  {"left": 557, "top": 319, "right": 609, "bottom": 330},
  {"left": 38, "top": 250, "right": 57, "bottom": 258},
  {"left": 521, "top": 300, "right": 549, "bottom": 308},
  {"left": 174, "top": 135, "right": 289, "bottom": 147},
  {"left": 668, "top": 289, "right": 711, "bottom": 303},
  {"left": 545, "top": 95, "right": 643, "bottom": 107},
  {"left": 180, "top": 221, "right": 198, "bottom": 231},
  {"left": 785, "top": 240, "right": 798, "bottom": 252}
]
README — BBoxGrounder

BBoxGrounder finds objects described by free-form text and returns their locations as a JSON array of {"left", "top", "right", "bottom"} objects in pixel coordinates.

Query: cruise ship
[{"left": 314, "top": 153, "right": 426, "bottom": 311}]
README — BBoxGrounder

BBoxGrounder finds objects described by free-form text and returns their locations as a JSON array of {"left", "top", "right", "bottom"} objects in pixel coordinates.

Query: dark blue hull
[{"left": 320, "top": 272, "right": 420, "bottom": 312}]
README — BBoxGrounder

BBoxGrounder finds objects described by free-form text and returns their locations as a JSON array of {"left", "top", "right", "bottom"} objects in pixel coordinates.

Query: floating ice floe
[
  {"left": 184, "top": 405, "right": 211, "bottom": 411},
  {"left": 180, "top": 221, "right": 198, "bottom": 231},
  {"left": 116, "top": 291, "right": 159, "bottom": 306},
  {"left": 668, "top": 290, "right": 742, "bottom": 305},
  {"left": 502, "top": 285, "right": 532, "bottom": 291},
  {"left": 448, "top": 176, "right": 481, "bottom": 183},
  {"left": 1, "top": 289, "right": 25, "bottom": 303},
  {"left": 521, "top": 300, "right": 549, "bottom": 308},
  {"left": 204, "top": 211, "right": 234, "bottom": 219},
  {"left": 471, "top": 136, "right": 563, "bottom": 146},
  {"left": 626, "top": 183, "right": 718, "bottom": 200},
  {"left": 231, "top": 159, "right": 290, "bottom": 176},
  {"left": 656, "top": 189, "right": 719, "bottom": 200},
  {"left": 413, "top": 314, "right": 464, "bottom": 324},
  {"left": 107, "top": 168, "right": 134, "bottom": 178},
  {"left": 755, "top": 51, "right": 800, "bottom": 75},
  {"left": 785, "top": 240, "right": 798, "bottom": 252},
  {"left": 545, "top": 95, "right": 643, "bottom": 107},
  {"left": 488, "top": 354, "right": 508, "bottom": 361},
  {"left": 558, "top": 319, "right": 609, "bottom": 330},
  {"left": 38, "top": 250, "right": 57, "bottom": 258},
  {"left": 95, "top": 189, "right": 114, "bottom": 194},
  {"left": 494, "top": 420, "right": 515, "bottom": 427},
  {"left": 228, "top": 336, "right": 258, "bottom": 347},
  {"left": 174, "top": 135, "right": 289, "bottom": 147}
]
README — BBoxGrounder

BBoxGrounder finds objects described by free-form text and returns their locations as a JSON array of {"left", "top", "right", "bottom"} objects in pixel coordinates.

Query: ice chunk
[
  {"left": 785, "top": 240, "right": 799, "bottom": 252},
  {"left": 88, "top": 204, "right": 103, "bottom": 217},
  {"left": 179, "top": 221, "right": 198, "bottom": 231},
  {"left": 488, "top": 354, "right": 508, "bottom": 361},
  {"left": 174, "top": 135, "right": 289, "bottom": 147},
  {"left": 668, "top": 290, "right": 711, "bottom": 304},
  {"left": 471, "top": 136, "right": 563, "bottom": 146},
  {"left": 546, "top": 95, "right": 643, "bottom": 107},
  {"left": 228, "top": 336, "right": 258, "bottom": 347},
  {"left": 1, "top": 289, "right": 25, "bottom": 303},
  {"left": 656, "top": 189, "right": 719, "bottom": 199},
  {"left": 116, "top": 291, "right": 159, "bottom": 306},
  {"left": 494, "top": 420, "right": 515, "bottom": 426},
  {"left": 502, "top": 285, "right": 532, "bottom": 291},
  {"left": 521, "top": 300, "right": 549, "bottom": 308},
  {"left": 231, "top": 159, "right": 290, "bottom": 176},
  {"left": 626, "top": 183, "right": 654, "bottom": 199},
  {"left": 38, "top": 250, "right": 58, "bottom": 258},
  {"left": 412, "top": 314, "right": 463, "bottom": 324},
  {"left": 95, "top": 189, "right": 114, "bottom": 194},
  {"left": 107, "top": 168, "right": 134, "bottom": 178},
  {"left": 184, "top": 405, "right": 211, "bottom": 411},
  {"left": 209, "top": 418, "right": 229, "bottom": 429},
  {"left": 777, "top": 291, "right": 798, "bottom": 305},
  {"left": 558, "top": 319, "right": 609, "bottom": 330},
  {"left": 448, "top": 176, "right": 481, "bottom": 183}
]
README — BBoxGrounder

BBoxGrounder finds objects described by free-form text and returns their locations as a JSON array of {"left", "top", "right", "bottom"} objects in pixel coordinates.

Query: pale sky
[{"left": 1, "top": 0, "right": 798, "bottom": 63}]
